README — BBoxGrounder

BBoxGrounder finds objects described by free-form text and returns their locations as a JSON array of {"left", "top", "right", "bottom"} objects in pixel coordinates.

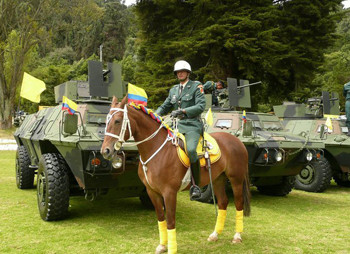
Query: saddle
[{"left": 176, "top": 132, "right": 221, "bottom": 168}]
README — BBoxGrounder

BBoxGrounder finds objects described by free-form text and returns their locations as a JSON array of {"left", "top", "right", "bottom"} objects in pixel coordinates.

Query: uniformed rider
[
  {"left": 343, "top": 81, "right": 350, "bottom": 136},
  {"left": 155, "top": 60, "right": 206, "bottom": 200}
]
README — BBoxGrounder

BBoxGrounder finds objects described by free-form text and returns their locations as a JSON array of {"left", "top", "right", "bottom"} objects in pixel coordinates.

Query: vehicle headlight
[
  {"left": 111, "top": 156, "right": 123, "bottom": 169},
  {"left": 306, "top": 152, "right": 313, "bottom": 161},
  {"left": 275, "top": 151, "right": 283, "bottom": 162}
]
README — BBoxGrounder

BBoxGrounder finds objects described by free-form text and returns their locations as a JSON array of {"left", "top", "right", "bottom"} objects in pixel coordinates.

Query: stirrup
[{"left": 189, "top": 185, "right": 201, "bottom": 201}]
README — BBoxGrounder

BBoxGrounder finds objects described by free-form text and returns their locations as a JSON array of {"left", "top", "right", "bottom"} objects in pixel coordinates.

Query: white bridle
[
  {"left": 104, "top": 105, "right": 132, "bottom": 148},
  {"left": 105, "top": 104, "right": 166, "bottom": 148},
  {"left": 104, "top": 104, "right": 172, "bottom": 184}
]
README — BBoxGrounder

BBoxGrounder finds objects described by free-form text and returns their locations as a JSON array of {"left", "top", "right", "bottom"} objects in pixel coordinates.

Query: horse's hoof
[
  {"left": 155, "top": 244, "right": 167, "bottom": 254},
  {"left": 232, "top": 232, "right": 242, "bottom": 244},
  {"left": 232, "top": 238, "right": 242, "bottom": 244},
  {"left": 207, "top": 231, "right": 218, "bottom": 242}
]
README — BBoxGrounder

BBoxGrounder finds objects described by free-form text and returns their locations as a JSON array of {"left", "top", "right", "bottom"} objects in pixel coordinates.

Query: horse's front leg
[
  {"left": 163, "top": 189, "right": 178, "bottom": 254},
  {"left": 145, "top": 187, "right": 168, "bottom": 254},
  {"left": 207, "top": 174, "right": 228, "bottom": 242}
]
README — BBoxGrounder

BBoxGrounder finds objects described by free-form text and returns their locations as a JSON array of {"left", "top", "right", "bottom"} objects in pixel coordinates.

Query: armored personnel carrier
[
  {"left": 274, "top": 92, "right": 350, "bottom": 192},
  {"left": 199, "top": 78, "right": 324, "bottom": 200},
  {"left": 14, "top": 61, "right": 149, "bottom": 221}
]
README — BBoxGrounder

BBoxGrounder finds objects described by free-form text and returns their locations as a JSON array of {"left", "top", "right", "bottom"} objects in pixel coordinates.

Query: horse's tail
[{"left": 243, "top": 171, "right": 251, "bottom": 217}]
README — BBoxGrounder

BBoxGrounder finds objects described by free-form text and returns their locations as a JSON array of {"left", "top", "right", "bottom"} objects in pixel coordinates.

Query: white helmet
[{"left": 174, "top": 60, "right": 191, "bottom": 74}]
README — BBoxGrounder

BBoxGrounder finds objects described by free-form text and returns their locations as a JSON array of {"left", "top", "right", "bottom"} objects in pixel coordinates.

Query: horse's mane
[{"left": 130, "top": 103, "right": 174, "bottom": 137}]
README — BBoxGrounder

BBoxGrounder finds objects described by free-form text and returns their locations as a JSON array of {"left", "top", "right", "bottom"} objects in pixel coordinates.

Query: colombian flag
[
  {"left": 242, "top": 110, "right": 247, "bottom": 123},
  {"left": 128, "top": 83, "right": 148, "bottom": 106},
  {"left": 62, "top": 96, "right": 78, "bottom": 115}
]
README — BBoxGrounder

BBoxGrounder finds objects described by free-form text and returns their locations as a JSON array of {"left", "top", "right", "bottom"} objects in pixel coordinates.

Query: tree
[
  {"left": 131, "top": 0, "right": 343, "bottom": 109},
  {"left": 312, "top": 10, "right": 350, "bottom": 110},
  {"left": 0, "top": 0, "right": 48, "bottom": 129}
]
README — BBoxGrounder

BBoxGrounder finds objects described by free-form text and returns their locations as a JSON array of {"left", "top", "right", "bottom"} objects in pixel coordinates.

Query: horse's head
[{"left": 101, "top": 95, "right": 131, "bottom": 160}]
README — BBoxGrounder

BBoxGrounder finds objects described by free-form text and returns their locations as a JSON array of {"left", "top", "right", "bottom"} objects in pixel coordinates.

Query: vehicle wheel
[
  {"left": 37, "top": 153, "right": 70, "bottom": 221},
  {"left": 295, "top": 158, "right": 332, "bottom": 192},
  {"left": 15, "top": 146, "right": 34, "bottom": 189},
  {"left": 333, "top": 173, "right": 350, "bottom": 187},
  {"left": 139, "top": 189, "right": 155, "bottom": 209},
  {"left": 257, "top": 176, "right": 295, "bottom": 196}
]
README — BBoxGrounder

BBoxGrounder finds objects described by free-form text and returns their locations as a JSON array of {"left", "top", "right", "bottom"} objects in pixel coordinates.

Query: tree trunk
[{"left": 0, "top": 97, "right": 13, "bottom": 129}]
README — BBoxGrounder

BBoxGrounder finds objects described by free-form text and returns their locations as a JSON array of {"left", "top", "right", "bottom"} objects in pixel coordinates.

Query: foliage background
[{"left": 1, "top": 0, "right": 350, "bottom": 127}]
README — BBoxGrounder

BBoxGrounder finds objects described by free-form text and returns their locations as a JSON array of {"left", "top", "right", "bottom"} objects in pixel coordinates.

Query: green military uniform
[
  {"left": 203, "top": 81, "right": 216, "bottom": 91},
  {"left": 156, "top": 80, "right": 206, "bottom": 162},
  {"left": 203, "top": 81, "right": 229, "bottom": 108},
  {"left": 343, "top": 82, "right": 350, "bottom": 131}
]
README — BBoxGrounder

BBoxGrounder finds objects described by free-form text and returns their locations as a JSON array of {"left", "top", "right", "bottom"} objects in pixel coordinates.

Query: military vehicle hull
[
  {"left": 204, "top": 110, "right": 324, "bottom": 197},
  {"left": 282, "top": 117, "right": 350, "bottom": 189},
  {"left": 14, "top": 103, "right": 147, "bottom": 220},
  {"left": 14, "top": 61, "right": 151, "bottom": 221}
]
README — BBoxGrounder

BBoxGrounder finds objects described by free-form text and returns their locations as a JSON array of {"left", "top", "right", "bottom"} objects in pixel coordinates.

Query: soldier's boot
[{"left": 189, "top": 160, "right": 201, "bottom": 201}]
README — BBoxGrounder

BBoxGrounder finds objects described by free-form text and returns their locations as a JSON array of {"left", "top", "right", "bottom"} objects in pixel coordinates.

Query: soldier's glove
[{"left": 171, "top": 109, "right": 184, "bottom": 118}]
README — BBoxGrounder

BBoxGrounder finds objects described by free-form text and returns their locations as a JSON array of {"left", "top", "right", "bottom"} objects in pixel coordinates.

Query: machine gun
[{"left": 227, "top": 78, "right": 261, "bottom": 109}]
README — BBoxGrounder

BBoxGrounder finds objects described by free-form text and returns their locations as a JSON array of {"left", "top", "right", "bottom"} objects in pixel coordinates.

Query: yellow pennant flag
[
  {"left": 20, "top": 72, "right": 46, "bottom": 103},
  {"left": 325, "top": 117, "right": 333, "bottom": 131},
  {"left": 205, "top": 108, "right": 213, "bottom": 126}
]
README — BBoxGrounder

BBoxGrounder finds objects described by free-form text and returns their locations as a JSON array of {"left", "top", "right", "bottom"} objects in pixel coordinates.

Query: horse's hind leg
[
  {"left": 208, "top": 174, "right": 229, "bottom": 242},
  {"left": 146, "top": 188, "right": 167, "bottom": 254}
]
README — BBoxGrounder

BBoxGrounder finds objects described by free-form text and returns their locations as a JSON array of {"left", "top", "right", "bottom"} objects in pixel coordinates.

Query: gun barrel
[{"left": 237, "top": 81, "right": 262, "bottom": 89}]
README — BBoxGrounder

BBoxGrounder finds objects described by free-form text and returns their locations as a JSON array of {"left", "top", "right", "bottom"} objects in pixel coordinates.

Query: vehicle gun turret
[{"left": 273, "top": 91, "right": 340, "bottom": 119}]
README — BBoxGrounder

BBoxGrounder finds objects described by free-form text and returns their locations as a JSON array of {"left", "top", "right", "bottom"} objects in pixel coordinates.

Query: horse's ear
[
  {"left": 120, "top": 95, "right": 128, "bottom": 107},
  {"left": 112, "top": 96, "right": 119, "bottom": 106}
]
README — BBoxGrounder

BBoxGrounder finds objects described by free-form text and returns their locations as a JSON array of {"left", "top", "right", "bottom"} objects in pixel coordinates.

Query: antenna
[{"left": 99, "top": 44, "right": 103, "bottom": 62}]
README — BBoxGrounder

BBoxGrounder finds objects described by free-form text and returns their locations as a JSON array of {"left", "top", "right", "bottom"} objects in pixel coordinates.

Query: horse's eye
[{"left": 114, "top": 119, "right": 121, "bottom": 124}]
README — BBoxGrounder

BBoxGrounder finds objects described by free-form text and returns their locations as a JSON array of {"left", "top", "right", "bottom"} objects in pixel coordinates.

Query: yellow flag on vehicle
[
  {"left": 20, "top": 72, "right": 46, "bottom": 103},
  {"left": 325, "top": 117, "right": 333, "bottom": 131},
  {"left": 205, "top": 108, "right": 213, "bottom": 126}
]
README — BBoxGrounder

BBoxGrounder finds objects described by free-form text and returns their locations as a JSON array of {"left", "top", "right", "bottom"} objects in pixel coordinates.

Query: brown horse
[{"left": 101, "top": 96, "right": 250, "bottom": 254}]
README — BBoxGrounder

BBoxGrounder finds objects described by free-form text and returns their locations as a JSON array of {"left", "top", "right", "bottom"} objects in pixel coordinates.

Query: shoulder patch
[{"left": 197, "top": 84, "right": 204, "bottom": 94}]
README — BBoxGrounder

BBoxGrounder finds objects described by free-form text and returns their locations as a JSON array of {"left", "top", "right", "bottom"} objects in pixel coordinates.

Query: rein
[{"left": 105, "top": 105, "right": 165, "bottom": 147}]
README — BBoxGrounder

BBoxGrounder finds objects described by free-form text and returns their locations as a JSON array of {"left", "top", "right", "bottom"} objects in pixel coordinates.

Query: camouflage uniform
[
  {"left": 203, "top": 81, "right": 228, "bottom": 108},
  {"left": 203, "top": 81, "right": 218, "bottom": 106},
  {"left": 156, "top": 80, "right": 206, "bottom": 162},
  {"left": 343, "top": 81, "right": 350, "bottom": 130}
]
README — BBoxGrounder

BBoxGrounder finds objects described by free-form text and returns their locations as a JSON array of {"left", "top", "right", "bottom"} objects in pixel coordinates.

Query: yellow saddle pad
[{"left": 176, "top": 132, "right": 221, "bottom": 168}]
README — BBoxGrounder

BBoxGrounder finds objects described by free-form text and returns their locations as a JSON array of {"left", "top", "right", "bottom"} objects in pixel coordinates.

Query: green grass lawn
[{"left": 1, "top": 150, "right": 350, "bottom": 253}]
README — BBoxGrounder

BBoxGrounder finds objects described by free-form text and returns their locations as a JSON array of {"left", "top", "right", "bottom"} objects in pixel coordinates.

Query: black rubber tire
[
  {"left": 333, "top": 173, "right": 350, "bottom": 187},
  {"left": 295, "top": 158, "right": 332, "bottom": 192},
  {"left": 15, "top": 146, "right": 34, "bottom": 189},
  {"left": 37, "top": 153, "right": 70, "bottom": 221},
  {"left": 257, "top": 176, "right": 295, "bottom": 196}
]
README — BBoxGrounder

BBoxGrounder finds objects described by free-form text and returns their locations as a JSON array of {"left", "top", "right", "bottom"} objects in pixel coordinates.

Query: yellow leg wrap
[
  {"left": 167, "top": 229, "right": 177, "bottom": 254},
  {"left": 158, "top": 220, "right": 168, "bottom": 245},
  {"left": 214, "top": 209, "right": 227, "bottom": 234},
  {"left": 235, "top": 210, "right": 244, "bottom": 233}
]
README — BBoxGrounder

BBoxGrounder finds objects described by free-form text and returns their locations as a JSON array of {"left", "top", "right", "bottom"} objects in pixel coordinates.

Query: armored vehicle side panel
[
  {"left": 275, "top": 91, "right": 350, "bottom": 191},
  {"left": 14, "top": 61, "right": 148, "bottom": 221}
]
